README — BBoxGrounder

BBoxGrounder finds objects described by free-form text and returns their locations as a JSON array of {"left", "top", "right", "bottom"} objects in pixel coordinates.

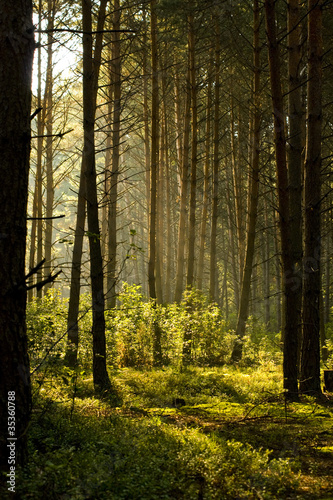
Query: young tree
[{"left": 0, "top": 0, "right": 34, "bottom": 471}]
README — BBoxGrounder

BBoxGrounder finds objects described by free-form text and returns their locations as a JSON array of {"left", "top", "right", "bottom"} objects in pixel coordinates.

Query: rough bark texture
[
  {"left": 300, "top": 0, "right": 323, "bottom": 395},
  {"left": 287, "top": 0, "right": 303, "bottom": 375},
  {"left": 0, "top": 0, "right": 34, "bottom": 472},
  {"left": 107, "top": 0, "right": 121, "bottom": 308},
  {"left": 186, "top": 13, "right": 197, "bottom": 289},
  {"left": 174, "top": 72, "right": 190, "bottom": 303},
  {"left": 232, "top": 0, "right": 261, "bottom": 362},
  {"left": 148, "top": 0, "right": 158, "bottom": 301},
  {"left": 66, "top": 0, "right": 108, "bottom": 367},
  {"left": 265, "top": 0, "right": 299, "bottom": 399},
  {"left": 209, "top": 24, "right": 220, "bottom": 303},
  {"left": 149, "top": 0, "right": 162, "bottom": 365},
  {"left": 44, "top": 0, "right": 55, "bottom": 293},
  {"left": 82, "top": 0, "right": 111, "bottom": 393},
  {"left": 197, "top": 50, "right": 213, "bottom": 291}
]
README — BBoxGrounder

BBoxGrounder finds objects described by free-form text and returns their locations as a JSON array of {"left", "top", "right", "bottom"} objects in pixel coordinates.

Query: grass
[{"left": 1, "top": 364, "right": 332, "bottom": 499}]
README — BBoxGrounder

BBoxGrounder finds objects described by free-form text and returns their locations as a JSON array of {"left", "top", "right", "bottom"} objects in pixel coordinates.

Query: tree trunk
[
  {"left": 36, "top": 0, "right": 44, "bottom": 299},
  {"left": 44, "top": 0, "right": 55, "bottom": 293},
  {"left": 209, "top": 24, "right": 220, "bottom": 302},
  {"left": 186, "top": 12, "right": 198, "bottom": 289},
  {"left": 28, "top": 182, "right": 38, "bottom": 302},
  {"left": 162, "top": 70, "right": 172, "bottom": 302},
  {"left": 149, "top": 0, "right": 162, "bottom": 365},
  {"left": 174, "top": 71, "right": 191, "bottom": 302},
  {"left": 197, "top": 50, "right": 213, "bottom": 291},
  {"left": 287, "top": 0, "right": 303, "bottom": 379},
  {"left": 66, "top": 0, "right": 108, "bottom": 367},
  {"left": 265, "top": 0, "right": 299, "bottom": 399},
  {"left": 82, "top": 0, "right": 111, "bottom": 393},
  {"left": 107, "top": 0, "right": 121, "bottom": 308},
  {"left": 231, "top": 0, "right": 261, "bottom": 361},
  {"left": 300, "top": 0, "right": 323, "bottom": 396},
  {"left": 143, "top": 6, "right": 151, "bottom": 230},
  {"left": 0, "top": 0, "right": 34, "bottom": 472}
]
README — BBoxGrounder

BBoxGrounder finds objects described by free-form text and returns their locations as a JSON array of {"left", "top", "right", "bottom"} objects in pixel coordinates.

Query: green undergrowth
[
  {"left": 14, "top": 289, "right": 333, "bottom": 498},
  {"left": 4, "top": 365, "right": 331, "bottom": 500}
]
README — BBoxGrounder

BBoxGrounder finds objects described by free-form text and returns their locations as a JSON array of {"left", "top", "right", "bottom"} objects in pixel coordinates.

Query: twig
[
  {"left": 26, "top": 270, "right": 62, "bottom": 291},
  {"left": 27, "top": 215, "right": 65, "bottom": 220},
  {"left": 25, "top": 259, "right": 46, "bottom": 280},
  {"left": 31, "top": 129, "right": 74, "bottom": 139}
]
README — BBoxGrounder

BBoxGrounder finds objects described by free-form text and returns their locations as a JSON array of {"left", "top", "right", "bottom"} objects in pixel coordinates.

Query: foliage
[
  {"left": 27, "top": 285, "right": 285, "bottom": 373},
  {"left": 14, "top": 371, "right": 303, "bottom": 500},
  {"left": 324, "top": 321, "right": 333, "bottom": 368},
  {"left": 27, "top": 290, "right": 69, "bottom": 370},
  {"left": 104, "top": 284, "right": 236, "bottom": 368},
  {"left": 27, "top": 289, "right": 93, "bottom": 371},
  {"left": 11, "top": 306, "right": 333, "bottom": 500}
]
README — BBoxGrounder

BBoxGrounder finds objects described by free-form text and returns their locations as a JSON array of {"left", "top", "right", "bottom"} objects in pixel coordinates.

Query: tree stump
[{"left": 323, "top": 370, "right": 333, "bottom": 392}]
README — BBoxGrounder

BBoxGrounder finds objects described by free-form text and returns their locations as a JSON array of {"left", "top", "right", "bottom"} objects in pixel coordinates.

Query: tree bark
[
  {"left": 300, "top": 0, "right": 323, "bottom": 395},
  {"left": 209, "top": 23, "right": 220, "bottom": 302},
  {"left": 186, "top": 12, "right": 198, "bottom": 289},
  {"left": 287, "top": 0, "right": 303, "bottom": 377},
  {"left": 66, "top": 0, "right": 108, "bottom": 367},
  {"left": 0, "top": 0, "right": 34, "bottom": 472},
  {"left": 36, "top": 0, "right": 44, "bottom": 299},
  {"left": 82, "top": 0, "right": 111, "bottom": 392},
  {"left": 149, "top": 0, "right": 162, "bottom": 365},
  {"left": 107, "top": 0, "right": 122, "bottom": 308},
  {"left": 197, "top": 50, "right": 213, "bottom": 291},
  {"left": 265, "top": 0, "right": 299, "bottom": 399},
  {"left": 231, "top": 0, "right": 261, "bottom": 361},
  {"left": 44, "top": 0, "right": 55, "bottom": 293},
  {"left": 174, "top": 70, "right": 191, "bottom": 303}
]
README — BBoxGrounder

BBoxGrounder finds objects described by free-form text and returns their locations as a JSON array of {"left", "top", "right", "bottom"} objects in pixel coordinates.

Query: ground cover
[{"left": 2, "top": 365, "right": 332, "bottom": 500}]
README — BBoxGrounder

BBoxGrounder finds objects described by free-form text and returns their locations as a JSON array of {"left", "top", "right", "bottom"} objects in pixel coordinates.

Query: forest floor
[{"left": 3, "top": 365, "right": 333, "bottom": 499}]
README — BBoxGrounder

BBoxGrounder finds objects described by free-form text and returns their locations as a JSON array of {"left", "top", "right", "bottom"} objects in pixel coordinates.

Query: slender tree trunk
[
  {"left": 186, "top": 13, "right": 198, "bottom": 289},
  {"left": 263, "top": 203, "right": 271, "bottom": 328},
  {"left": 287, "top": 0, "right": 303, "bottom": 377},
  {"left": 197, "top": 50, "right": 213, "bottom": 291},
  {"left": 148, "top": 0, "right": 158, "bottom": 301},
  {"left": 44, "top": 0, "right": 55, "bottom": 293},
  {"left": 265, "top": 0, "right": 299, "bottom": 399},
  {"left": 149, "top": 0, "right": 162, "bottom": 364},
  {"left": 36, "top": 0, "right": 44, "bottom": 299},
  {"left": 174, "top": 67, "right": 183, "bottom": 197},
  {"left": 230, "top": 90, "right": 245, "bottom": 278},
  {"left": 232, "top": 0, "right": 261, "bottom": 361},
  {"left": 300, "top": 0, "right": 323, "bottom": 395},
  {"left": 174, "top": 71, "right": 191, "bottom": 302},
  {"left": 143, "top": 6, "right": 151, "bottom": 229},
  {"left": 162, "top": 71, "right": 172, "bottom": 302},
  {"left": 82, "top": 0, "right": 111, "bottom": 393},
  {"left": 182, "top": 13, "right": 199, "bottom": 365},
  {"left": 226, "top": 182, "right": 240, "bottom": 310},
  {"left": 28, "top": 182, "right": 38, "bottom": 302},
  {"left": 66, "top": 0, "right": 108, "bottom": 367},
  {"left": 0, "top": 0, "right": 34, "bottom": 472},
  {"left": 107, "top": 0, "right": 121, "bottom": 308},
  {"left": 210, "top": 24, "right": 220, "bottom": 302}
]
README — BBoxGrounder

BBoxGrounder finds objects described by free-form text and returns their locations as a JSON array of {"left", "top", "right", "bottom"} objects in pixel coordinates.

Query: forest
[{"left": 1, "top": 0, "right": 333, "bottom": 498}]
